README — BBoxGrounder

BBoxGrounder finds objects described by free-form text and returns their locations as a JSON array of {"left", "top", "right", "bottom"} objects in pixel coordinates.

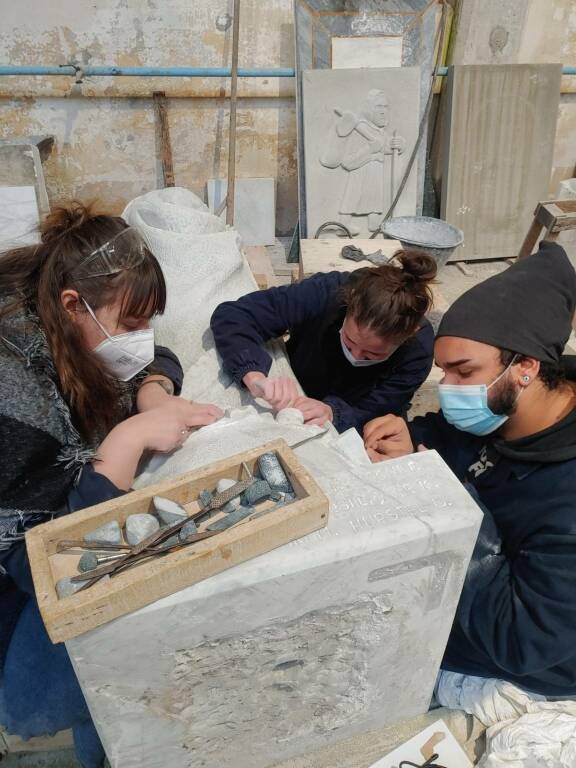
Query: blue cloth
[
  {"left": 210, "top": 271, "right": 434, "bottom": 433},
  {"left": 410, "top": 410, "right": 576, "bottom": 697},
  {"left": 0, "top": 468, "right": 126, "bottom": 767},
  {"left": 0, "top": 599, "right": 105, "bottom": 768}
]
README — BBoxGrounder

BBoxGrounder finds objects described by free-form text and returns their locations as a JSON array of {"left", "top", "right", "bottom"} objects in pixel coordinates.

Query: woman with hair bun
[
  {"left": 0, "top": 202, "right": 223, "bottom": 767},
  {"left": 211, "top": 250, "right": 436, "bottom": 432}
]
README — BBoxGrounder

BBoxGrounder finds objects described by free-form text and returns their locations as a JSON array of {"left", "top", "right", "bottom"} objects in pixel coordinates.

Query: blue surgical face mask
[{"left": 438, "top": 358, "right": 521, "bottom": 436}]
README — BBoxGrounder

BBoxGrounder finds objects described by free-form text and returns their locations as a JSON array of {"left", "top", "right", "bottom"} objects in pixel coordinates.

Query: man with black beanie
[{"left": 364, "top": 241, "right": 576, "bottom": 697}]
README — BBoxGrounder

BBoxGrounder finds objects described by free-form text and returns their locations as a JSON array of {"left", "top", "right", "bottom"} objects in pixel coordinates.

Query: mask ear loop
[{"left": 82, "top": 298, "right": 115, "bottom": 343}]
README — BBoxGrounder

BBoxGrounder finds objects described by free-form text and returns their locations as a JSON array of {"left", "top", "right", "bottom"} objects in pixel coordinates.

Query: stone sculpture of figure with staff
[{"left": 320, "top": 89, "right": 406, "bottom": 234}]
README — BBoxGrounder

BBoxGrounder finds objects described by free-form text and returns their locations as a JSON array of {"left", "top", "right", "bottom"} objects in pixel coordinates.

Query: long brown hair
[
  {"left": 0, "top": 201, "right": 166, "bottom": 439},
  {"left": 343, "top": 249, "right": 436, "bottom": 340}
]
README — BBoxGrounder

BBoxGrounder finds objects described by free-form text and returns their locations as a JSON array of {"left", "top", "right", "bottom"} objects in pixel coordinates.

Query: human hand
[
  {"left": 390, "top": 135, "right": 403, "bottom": 152},
  {"left": 369, "top": 138, "right": 385, "bottom": 155},
  {"left": 141, "top": 393, "right": 223, "bottom": 428},
  {"left": 243, "top": 372, "right": 299, "bottom": 410},
  {"left": 293, "top": 396, "right": 333, "bottom": 427},
  {"left": 363, "top": 414, "right": 414, "bottom": 461}
]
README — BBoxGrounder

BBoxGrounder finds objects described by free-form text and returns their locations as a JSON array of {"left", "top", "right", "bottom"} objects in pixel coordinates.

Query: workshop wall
[
  {"left": 0, "top": 0, "right": 573, "bottom": 237},
  {"left": 448, "top": 0, "right": 576, "bottom": 194},
  {"left": 0, "top": 0, "right": 297, "bottom": 234}
]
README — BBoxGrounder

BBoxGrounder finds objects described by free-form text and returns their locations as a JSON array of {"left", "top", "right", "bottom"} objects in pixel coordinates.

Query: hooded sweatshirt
[{"left": 410, "top": 361, "right": 576, "bottom": 696}]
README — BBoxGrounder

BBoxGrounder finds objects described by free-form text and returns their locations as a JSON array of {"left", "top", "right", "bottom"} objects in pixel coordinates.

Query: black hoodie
[{"left": 410, "top": 360, "right": 576, "bottom": 696}]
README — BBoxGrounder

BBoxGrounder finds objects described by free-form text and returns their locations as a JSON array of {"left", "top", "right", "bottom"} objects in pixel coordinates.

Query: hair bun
[
  {"left": 395, "top": 249, "right": 437, "bottom": 283},
  {"left": 40, "top": 201, "right": 95, "bottom": 244}
]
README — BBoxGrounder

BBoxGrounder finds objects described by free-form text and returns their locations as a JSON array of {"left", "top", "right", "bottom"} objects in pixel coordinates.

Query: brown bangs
[{"left": 117, "top": 250, "right": 166, "bottom": 321}]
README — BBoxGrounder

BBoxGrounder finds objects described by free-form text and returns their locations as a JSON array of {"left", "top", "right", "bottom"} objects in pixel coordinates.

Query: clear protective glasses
[{"left": 70, "top": 227, "right": 148, "bottom": 281}]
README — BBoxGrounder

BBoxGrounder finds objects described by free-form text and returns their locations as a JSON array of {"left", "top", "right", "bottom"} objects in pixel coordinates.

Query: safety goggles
[{"left": 71, "top": 227, "right": 148, "bottom": 281}]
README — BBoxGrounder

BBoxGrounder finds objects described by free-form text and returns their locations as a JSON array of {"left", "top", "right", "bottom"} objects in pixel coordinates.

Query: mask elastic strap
[
  {"left": 487, "top": 354, "right": 519, "bottom": 391},
  {"left": 82, "top": 299, "right": 115, "bottom": 342}
]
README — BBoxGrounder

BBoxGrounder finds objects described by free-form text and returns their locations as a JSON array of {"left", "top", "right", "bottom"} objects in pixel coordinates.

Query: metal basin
[{"left": 382, "top": 216, "right": 464, "bottom": 271}]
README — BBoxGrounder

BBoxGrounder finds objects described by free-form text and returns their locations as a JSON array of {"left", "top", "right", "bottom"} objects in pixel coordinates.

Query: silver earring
[{"left": 522, "top": 375, "right": 530, "bottom": 383}]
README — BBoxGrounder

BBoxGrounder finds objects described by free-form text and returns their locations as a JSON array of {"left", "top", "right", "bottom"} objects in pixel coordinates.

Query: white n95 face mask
[
  {"left": 339, "top": 328, "right": 392, "bottom": 367},
  {"left": 83, "top": 300, "right": 155, "bottom": 382}
]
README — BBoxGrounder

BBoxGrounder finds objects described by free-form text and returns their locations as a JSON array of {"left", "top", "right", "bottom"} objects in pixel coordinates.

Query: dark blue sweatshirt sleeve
[
  {"left": 325, "top": 322, "right": 435, "bottom": 433},
  {"left": 149, "top": 345, "right": 184, "bottom": 395},
  {"left": 68, "top": 464, "right": 127, "bottom": 512},
  {"left": 210, "top": 272, "right": 349, "bottom": 385}
]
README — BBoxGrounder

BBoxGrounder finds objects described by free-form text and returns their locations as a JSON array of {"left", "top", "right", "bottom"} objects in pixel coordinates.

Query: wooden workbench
[{"left": 299, "top": 238, "right": 449, "bottom": 312}]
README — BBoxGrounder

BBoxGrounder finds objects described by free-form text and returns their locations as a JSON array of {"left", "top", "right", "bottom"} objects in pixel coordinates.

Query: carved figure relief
[{"left": 319, "top": 90, "right": 407, "bottom": 233}]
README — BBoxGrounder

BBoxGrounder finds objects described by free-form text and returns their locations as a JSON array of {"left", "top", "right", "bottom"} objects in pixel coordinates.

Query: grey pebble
[
  {"left": 153, "top": 495, "right": 187, "bottom": 525},
  {"left": 78, "top": 551, "right": 99, "bottom": 573},
  {"left": 257, "top": 452, "right": 294, "bottom": 494},
  {"left": 125, "top": 513, "right": 160, "bottom": 546},
  {"left": 179, "top": 520, "right": 199, "bottom": 542},
  {"left": 56, "top": 574, "right": 110, "bottom": 599},
  {"left": 241, "top": 479, "right": 272, "bottom": 506},
  {"left": 207, "top": 505, "right": 255, "bottom": 531},
  {"left": 83, "top": 520, "right": 122, "bottom": 545},
  {"left": 198, "top": 490, "right": 213, "bottom": 509}
]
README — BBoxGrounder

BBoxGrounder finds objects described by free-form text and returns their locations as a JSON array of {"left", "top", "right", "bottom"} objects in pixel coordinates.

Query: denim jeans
[{"left": 0, "top": 597, "right": 105, "bottom": 768}]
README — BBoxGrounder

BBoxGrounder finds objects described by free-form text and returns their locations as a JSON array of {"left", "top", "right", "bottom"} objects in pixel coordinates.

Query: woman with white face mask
[
  {"left": 0, "top": 203, "right": 222, "bottom": 768},
  {"left": 211, "top": 250, "right": 437, "bottom": 433}
]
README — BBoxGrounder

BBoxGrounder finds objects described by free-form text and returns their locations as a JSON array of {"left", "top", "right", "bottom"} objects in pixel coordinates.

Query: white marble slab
[
  {"left": 0, "top": 185, "right": 40, "bottom": 250},
  {"left": 206, "top": 177, "right": 276, "bottom": 246},
  {"left": 302, "top": 68, "right": 420, "bottom": 238},
  {"left": 332, "top": 37, "right": 403, "bottom": 69},
  {"left": 68, "top": 443, "right": 481, "bottom": 768}
]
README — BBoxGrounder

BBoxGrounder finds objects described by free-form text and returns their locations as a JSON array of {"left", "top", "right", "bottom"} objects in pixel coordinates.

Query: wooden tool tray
[{"left": 26, "top": 439, "right": 329, "bottom": 643}]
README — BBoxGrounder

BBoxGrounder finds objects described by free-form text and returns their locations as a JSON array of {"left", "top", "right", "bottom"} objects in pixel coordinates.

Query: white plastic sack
[{"left": 122, "top": 187, "right": 295, "bottom": 410}]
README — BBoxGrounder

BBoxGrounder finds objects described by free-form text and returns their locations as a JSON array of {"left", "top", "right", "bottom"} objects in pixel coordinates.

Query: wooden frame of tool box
[{"left": 26, "top": 439, "right": 329, "bottom": 643}]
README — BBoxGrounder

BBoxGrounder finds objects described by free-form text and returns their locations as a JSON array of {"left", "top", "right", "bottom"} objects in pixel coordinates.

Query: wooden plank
[
  {"left": 153, "top": 91, "right": 175, "bottom": 188},
  {"left": 300, "top": 237, "right": 449, "bottom": 312},
  {"left": 26, "top": 440, "right": 329, "bottom": 643},
  {"left": 244, "top": 245, "right": 278, "bottom": 288},
  {"left": 299, "top": 238, "right": 403, "bottom": 278}
]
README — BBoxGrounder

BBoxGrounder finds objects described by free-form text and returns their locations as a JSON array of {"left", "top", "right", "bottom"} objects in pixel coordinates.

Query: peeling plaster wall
[
  {"left": 0, "top": 0, "right": 297, "bottom": 234},
  {"left": 448, "top": 0, "right": 576, "bottom": 193}
]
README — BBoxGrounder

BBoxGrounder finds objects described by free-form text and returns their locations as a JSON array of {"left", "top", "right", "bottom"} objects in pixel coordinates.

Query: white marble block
[
  {"left": 302, "top": 68, "right": 420, "bottom": 238},
  {"left": 67, "top": 447, "right": 481, "bottom": 768},
  {"left": 331, "top": 36, "right": 403, "bottom": 69},
  {"left": 206, "top": 177, "right": 276, "bottom": 246}
]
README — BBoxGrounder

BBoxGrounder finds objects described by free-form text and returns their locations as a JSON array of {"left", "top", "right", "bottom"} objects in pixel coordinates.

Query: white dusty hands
[
  {"left": 243, "top": 372, "right": 299, "bottom": 410},
  {"left": 293, "top": 396, "right": 333, "bottom": 427}
]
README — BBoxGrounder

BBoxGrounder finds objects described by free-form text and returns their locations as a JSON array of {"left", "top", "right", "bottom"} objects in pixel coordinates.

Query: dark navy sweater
[
  {"left": 210, "top": 270, "right": 434, "bottom": 433},
  {"left": 411, "top": 401, "right": 576, "bottom": 697}
]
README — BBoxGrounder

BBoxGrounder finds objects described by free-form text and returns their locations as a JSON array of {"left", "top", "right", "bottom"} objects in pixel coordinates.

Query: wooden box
[{"left": 26, "top": 439, "right": 329, "bottom": 643}]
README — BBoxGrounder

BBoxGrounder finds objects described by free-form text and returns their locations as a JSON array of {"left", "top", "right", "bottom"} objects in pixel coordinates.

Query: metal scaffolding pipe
[
  {"left": 0, "top": 65, "right": 296, "bottom": 78},
  {"left": 0, "top": 65, "right": 573, "bottom": 79}
]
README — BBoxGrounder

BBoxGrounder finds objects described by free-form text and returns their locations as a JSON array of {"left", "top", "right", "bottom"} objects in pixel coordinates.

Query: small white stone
[
  {"left": 84, "top": 520, "right": 122, "bottom": 545},
  {"left": 125, "top": 514, "right": 160, "bottom": 546},
  {"left": 153, "top": 496, "right": 187, "bottom": 525}
]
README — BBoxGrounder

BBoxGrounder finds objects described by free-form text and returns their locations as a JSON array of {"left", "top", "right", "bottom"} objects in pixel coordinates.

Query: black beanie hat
[{"left": 437, "top": 242, "right": 576, "bottom": 364}]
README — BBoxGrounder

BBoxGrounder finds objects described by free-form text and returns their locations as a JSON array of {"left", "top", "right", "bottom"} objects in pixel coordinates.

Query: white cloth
[
  {"left": 436, "top": 671, "right": 576, "bottom": 767},
  {"left": 122, "top": 187, "right": 296, "bottom": 410}
]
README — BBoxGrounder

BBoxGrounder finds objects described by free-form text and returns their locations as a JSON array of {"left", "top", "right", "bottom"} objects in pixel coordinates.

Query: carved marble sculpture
[
  {"left": 320, "top": 90, "right": 407, "bottom": 233},
  {"left": 303, "top": 68, "right": 420, "bottom": 238}
]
